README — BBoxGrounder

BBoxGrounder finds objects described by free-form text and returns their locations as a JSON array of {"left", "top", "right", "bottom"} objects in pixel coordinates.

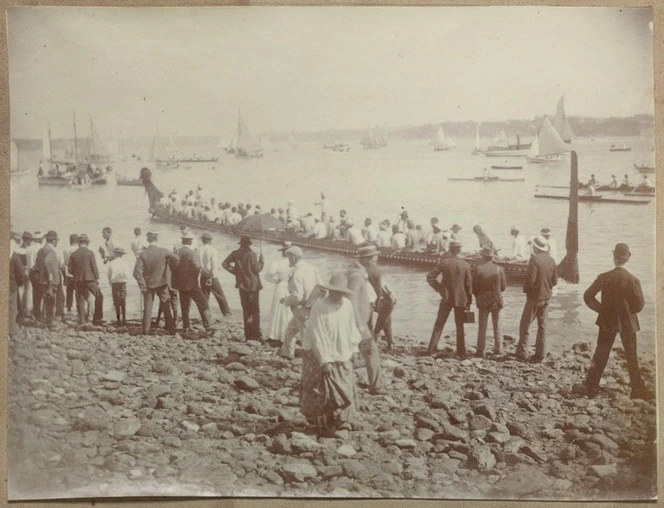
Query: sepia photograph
[{"left": 6, "top": 5, "right": 657, "bottom": 502}]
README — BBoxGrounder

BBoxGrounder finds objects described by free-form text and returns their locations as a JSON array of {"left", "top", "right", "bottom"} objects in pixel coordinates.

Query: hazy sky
[{"left": 8, "top": 7, "right": 654, "bottom": 139}]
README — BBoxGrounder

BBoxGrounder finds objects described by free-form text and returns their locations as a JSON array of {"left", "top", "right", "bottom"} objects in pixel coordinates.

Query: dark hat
[
  {"left": 613, "top": 243, "right": 631, "bottom": 261},
  {"left": 356, "top": 244, "right": 380, "bottom": 258},
  {"left": 179, "top": 225, "right": 188, "bottom": 231},
  {"left": 146, "top": 231, "right": 158, "bottom": 239},
  {"left": 113, "top": 247, "right": 126, "bottom": 255},
  {"left": 451, "top": 224, "right": 462, "bottom": 231},
  {"left": 278, "top": 241, "right": 293, "bottom": 251},
  {"left": 78, "top": 233, "right": 90, "bottom": 244},
  {"left": 45, "top": 230, "right": 58, "bottom": 241},
  {"left": 239, "top": 235, "right": 252, "bottom": 246},
  {"left": 449, "top": 241, "right": 462, "bottom": 249},
  {"left": 540, "top": 228, "right": 551, "bottom": 236},
  {"left": 480, "top": 246, "right": 494, "bottom": 258},
  {"left": 69, "top": 233, "right": 79, "bottom": 243},
  {"left": 22, "top": 231, "right": 33, "bottom": 240},
  {"left": 320, "top": 273, "right": 353, "bottom": 295},
  {"left": 202, "top": 232, "right": 212, "bottom": 241}
]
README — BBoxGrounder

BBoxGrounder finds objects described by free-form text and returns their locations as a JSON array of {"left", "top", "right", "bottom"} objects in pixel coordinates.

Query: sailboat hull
[
  {"left": 527, "top": 155, "right": 565, "bottom": 163},
  {"left": 484, "top": 150, "right": 529, "bottom": 157}
]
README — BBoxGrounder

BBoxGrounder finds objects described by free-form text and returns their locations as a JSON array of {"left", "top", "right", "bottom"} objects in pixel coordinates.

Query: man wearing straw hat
[
  {"left": 347, "top": 245, "right": 384, "bottom": 395},
  {"left": 222, "top": 235, "right": 264, "bottom": 341},
  {"left": 515, "top": 234, "right": 558, "bottom": 363},
  {"left": 300, "top": 273, "right": 361, "bottom": 435},
  {"left": 426, "top": 240, "right": 473, "bottom": 356},
  {"left": 107, "top": 247, "right": 130, "bottom": 326},
  {"left": 279, "top": 245, "right": 321, "bottom": 359},
  {"left": 173, "top": 231, "right": 213, "bottom": 332},
  {"left": 134, "top": 231, "right": 180, "bottom": 335}
]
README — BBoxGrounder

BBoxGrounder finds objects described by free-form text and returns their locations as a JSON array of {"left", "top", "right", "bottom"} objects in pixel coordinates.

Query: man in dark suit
[
  {"left": 582, "top": 243, "right": 650, "bottom": 399},
  {"left": 515, "top": 235, "right": 558, "bottom": 363},
  {"left": 426, "top": 240, "right": 472, "bottom": 356},
  {"left": 68, "top": 233, "right": 104, "bottom": 325},
  {"left": 9, "top": 238, "right": 26, "bottom": 337},
  {"left": 32, "top": 230, "right": 62, "bottom": 327},
  {"left": 134, "top": 231, "right": 179, "bottom": 335},
  {"left": 222, "top": 235, "right": 264, "bottom": 341},
  {"left": 472, "top": 246, "right": 507, "bottom": 356},
  {"left": 173, "top": 232, "right": 212, "bottom": 332}
]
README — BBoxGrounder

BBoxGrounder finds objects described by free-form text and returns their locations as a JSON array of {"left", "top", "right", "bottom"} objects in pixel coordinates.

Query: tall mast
[{"left": 73, "top": 109, "right": 79, "bottom": 163}]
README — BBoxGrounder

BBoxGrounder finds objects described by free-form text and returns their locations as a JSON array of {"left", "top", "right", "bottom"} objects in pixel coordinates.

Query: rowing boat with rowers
[
  {"left": 534, "top": 194, "right": 651, "bottom": 205},
  {"left": 448, "top": 176, "right": 525, "bottom": 182},
  {"left": 490, "top": 164, "right": 523, "bottom": 170}
]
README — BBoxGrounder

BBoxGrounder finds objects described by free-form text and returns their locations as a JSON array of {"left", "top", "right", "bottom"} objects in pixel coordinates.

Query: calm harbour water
[{"left": 10, "top": 136, "right": 656, "bottom": 353}]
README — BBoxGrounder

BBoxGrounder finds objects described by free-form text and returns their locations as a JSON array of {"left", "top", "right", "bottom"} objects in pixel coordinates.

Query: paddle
[{"left": 557, "top": 151, "right": 579, "bottom": 283}]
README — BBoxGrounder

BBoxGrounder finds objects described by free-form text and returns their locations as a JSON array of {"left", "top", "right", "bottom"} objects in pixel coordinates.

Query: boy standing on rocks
[
  {"left": 581, "top": 243, "right": 651, "bottom": 399},
  {"left": 107, "top": 247, "right": 129, "bottom": 326}
]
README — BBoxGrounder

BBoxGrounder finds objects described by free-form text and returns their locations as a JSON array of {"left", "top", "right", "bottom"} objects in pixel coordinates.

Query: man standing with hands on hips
[
  {"left": 580, "top": 243, "right": 651, "bottom": 399},
  {"left": 426, "top": 241, "right": 472, "bottom": 357}
]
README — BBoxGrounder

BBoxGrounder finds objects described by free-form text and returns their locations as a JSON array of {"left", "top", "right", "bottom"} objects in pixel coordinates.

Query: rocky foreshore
[{"left": 8, "top": 317, "right": 657, "bottom": 501}]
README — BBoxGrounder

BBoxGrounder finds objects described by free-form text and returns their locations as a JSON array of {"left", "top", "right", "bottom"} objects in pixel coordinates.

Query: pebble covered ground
[{"left": 7, "top": 316, "right": 657, "bottom": 501}]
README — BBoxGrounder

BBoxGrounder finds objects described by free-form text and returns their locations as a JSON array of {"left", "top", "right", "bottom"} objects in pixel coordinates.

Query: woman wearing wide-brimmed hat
[{"left": 300, "top": 273, "right": 361, "bottom": 435}]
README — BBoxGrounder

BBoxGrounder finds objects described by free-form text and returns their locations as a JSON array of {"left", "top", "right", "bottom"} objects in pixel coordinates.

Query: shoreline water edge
[{"left": 8, "top": 314, "right": 656, "bottom": 501}]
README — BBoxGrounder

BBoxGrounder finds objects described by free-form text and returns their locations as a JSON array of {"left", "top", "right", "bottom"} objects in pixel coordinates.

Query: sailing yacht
[
  {"left": 553, "top": 95, "right": 574, "bottom": 144},
  {"left": 149, "top": 129, "right": 180, "bottom": 167},
  {"left": 10, "top": 139, "right": 29, "bottom": 176},
  {"left": 471, "top": 125, "right": 482, "bottom": 155},
  {"left": 361, "top": 125, "right": 387, "bottom": 149},
  {"left": 526, "top": 117, "right": 570, "bottom": 163},
  {"left": 431, "top": 126, "right": 456, "bottom": 151},
  {"left": 483, "top": 130, "right": 531, "bottom": 157},
  {"left": 235, "top": 111, "right": 263, "bottom": 158}
]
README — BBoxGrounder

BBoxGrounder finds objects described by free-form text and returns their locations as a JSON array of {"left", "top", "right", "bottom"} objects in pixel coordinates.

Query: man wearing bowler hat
[
  {"left": 32, "top": 231, "right": 61, "bottom": 328},
  {"left": 426, "top": 240, "right": 473, "bottom": 356},
  {"left": 472, "top": 246, "right": 506, "bottom": 357},
  {"left": 134, "top": 231, "right": 180, "bottom": 335},
  {"left": 68, "top": 233, "right": 104, "bottom": 325},
  {"left": 222, "top": 235, "right": 264, "bottom": 341},
  {"left": 515, "top": 234, "right": 557, "bottom": 363},
  {"left": 199, "top": 231, "right": 231, "bottom": 317},
  {"left": 581, "top": 243, "right": 650, "bottom": 399}
]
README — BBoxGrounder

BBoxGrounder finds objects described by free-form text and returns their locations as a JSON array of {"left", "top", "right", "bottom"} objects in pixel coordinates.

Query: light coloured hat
[
  {"left": 284, "top": 246, "right": 303, "bottom": 258},
  {"left": 181, "top": 231, "right": 195, "bottom": 240},
  {"left": 356, "top": 244, "right": 380, "bottom": 258},
  {"left": 320, "top": 273, "right": 353, "bottom": 295},
  {"left": 532, "top": 235, "right": 549, "bottom": 252}
]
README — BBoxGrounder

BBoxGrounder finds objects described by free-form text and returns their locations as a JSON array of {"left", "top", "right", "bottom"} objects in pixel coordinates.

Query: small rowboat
[
  {"left": 633, "top": 163, "right": 655, "bottom": 174},
  {"left": 534, "top": 194, "right": 651, "bottom": 205},
  {"left": 609, "top": 145, "right": 631, "bottom": 152},
  {"left": 449, "top": 176, "right": 526, "bottom": 182},
  {"left": 490, "top": 165, "right": 523, "bottom": 170}
]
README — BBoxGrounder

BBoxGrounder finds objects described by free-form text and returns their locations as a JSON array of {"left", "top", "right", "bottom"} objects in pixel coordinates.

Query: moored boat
[
  {"left": 115, "top": 173, "right": 144, "bottom": 186},
  {"left": 483, "top": 130, "right": 531, "bottom": 157}
]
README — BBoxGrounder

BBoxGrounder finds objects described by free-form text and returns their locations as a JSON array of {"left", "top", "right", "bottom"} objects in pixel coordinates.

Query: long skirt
[
  {"left": 300, "top": 350, "right": 357, "bottom": 431},
  {"left": 267, "top": 282, "right": 292, "bottom": 341}
]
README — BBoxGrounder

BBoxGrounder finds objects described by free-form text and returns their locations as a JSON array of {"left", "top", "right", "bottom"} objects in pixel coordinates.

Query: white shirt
[
  {"left": 131, "top": 236, "right": 147, "bottom": 257},
  {"left": 376, "top": 229, "right": 391, "bottom": 248},
  {"left": 199, "top": 243, "right": 219, "bottom": 278},
  {"left": 283, "top": 260, "right": 321, "bottom": 307},
  {"left": 362, "top": 224, "right": 380, "bottom": 242},
  {"left": 107, "top": 256, "right": 130, "bottom": 284},
  {"left": 313, "top": 221, "right": 328, "bottom": 239},
  {"left": 303, "top": 297, "right": 361, "bottom": 364},
  {"left": 511, "top": 234, "right": 530, "bottom": 259},
  {"left": 347, "top": 227, "right": 364, "bottom": 245},
  {"left": 391, "top": 233, "right": 406, "bottom": 250}
]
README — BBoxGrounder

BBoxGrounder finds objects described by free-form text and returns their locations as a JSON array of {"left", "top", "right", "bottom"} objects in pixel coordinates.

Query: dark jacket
[
  {"left": 68, "top": 246, "right": 99, "bottom": 283},
  {"left": 427, "top": 255, "right": 472, "bottom": 307},
  {"left": 584, "top": 266, "right": 644, "bottom": 335},
  {"left": 222, "top": 246, "right": 263, "bottom": 292},
  {"left": 134, "top": 244, "right": 179, "bottom": 292},
  {"left": 172, "top": 245, "right": 202, "bottom": 291},
  {"left": 10, "top": 252, "right": 25, "bottom": 292},
  {"left": 472, "top": 260, "right": 506, "bottom": 310},
  {"left": 34, "top": 244, "right": 62, "bottom": 286},
  {"left": 523, "top": 252, "right": 557, "bottom": 302}
]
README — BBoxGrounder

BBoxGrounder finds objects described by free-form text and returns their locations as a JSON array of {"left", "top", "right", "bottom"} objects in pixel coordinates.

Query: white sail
[
  {"left": 10, "top": 139, "right": 19, "bottom": 172},
  {"left": 534, "top": 117, "right": 570, "bottom": 156},
  {"left": 528, "top": 129, "right": 540, "bottom": 158},
  {"left": 553, "top": 95, "right": 575, "bottom": 142},
  {"left": 432, "top": 126, "right": 455, "bottom": 150},
  {"left": 493, "top": 129, "right": 509, "bottom": 148},
  {"left": 236, "top": 111, "right": 262, "bottom": 155},
  {"left": 42, "top": 128, "right": 52, "bottom": 162},
  {"left": 87, "top": 117, "right": 112, "bottom": 158}
]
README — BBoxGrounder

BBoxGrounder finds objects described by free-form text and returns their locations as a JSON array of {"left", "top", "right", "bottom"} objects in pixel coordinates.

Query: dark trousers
[
  {"left": 516, "top": 298, "right": 549, "bottom": 360},
  {"left": 428, "top": 300, "right": 466, "bottom": 355},
  {"left": 156, "top": 286, "right": 179, "bottom": 324},
  {"left": 586, "top": 328, "right": 645, "bottom": 393},
  {"left": 75, "top": 281, "right": 104, "bottom": 324},
  {"left": 477, "top": 308, "right": 502, "bottom": 355},
  {"left": 19, "top": 281, "right": 30, "bottom": 319},
  {"left": 55, "top": 282, "right": 65, "bottom": 317},
  {"left": 374, "top": 300, "right": 394, "bottom": 348},
  {"left": 179, "top": 285, "right": 211, "bottom": 330},
  {"left": 9, "top": 288, "right": 19, "bottom": 336},
  {"left": 65, "top": 277, "right": 75, "bottom": 310},
  {"left": 32, "top": 283, "right": 46, "bottom": 321},
  {"left": 143, "top": 284, "right": 174, "bottom": 334},
  {"left": 201, "top": 274, "right": 231, "bottom": 315},
  {"left": 239, "top": 289, "right": 261, "bottom": 340}
]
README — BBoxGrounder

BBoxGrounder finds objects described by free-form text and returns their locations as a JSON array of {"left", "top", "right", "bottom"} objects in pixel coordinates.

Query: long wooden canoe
[{"left": 534, "top": 194, "right": 651, "bottom": 205}]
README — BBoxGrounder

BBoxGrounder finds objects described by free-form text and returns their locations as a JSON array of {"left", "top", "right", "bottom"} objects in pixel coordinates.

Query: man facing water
[
  {"left": 68, "top": 233, "right": 104, "bottom": 325},
  {"left": 580, "top": 243, "right": 650, "bottom": 400},
  {"left": 199, "top": 232, "right": 231, "bottom": 317}
]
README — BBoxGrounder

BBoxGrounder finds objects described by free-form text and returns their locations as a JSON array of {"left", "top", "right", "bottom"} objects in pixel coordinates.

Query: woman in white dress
[{"left": 265, "top": 244, "right": 293, "bottom": 342}]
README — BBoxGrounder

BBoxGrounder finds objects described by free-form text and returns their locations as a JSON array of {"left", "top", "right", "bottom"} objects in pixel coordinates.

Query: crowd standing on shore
[{"left": 8, "top": 188, "right": 653, "bottom": 436}]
